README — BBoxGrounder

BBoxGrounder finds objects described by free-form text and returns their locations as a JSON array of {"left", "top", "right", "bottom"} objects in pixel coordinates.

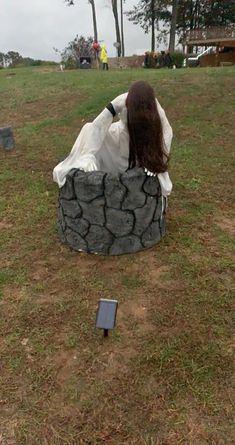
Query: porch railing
[{"left": 186, "top": 26, "right": 235, "bottom": 43}]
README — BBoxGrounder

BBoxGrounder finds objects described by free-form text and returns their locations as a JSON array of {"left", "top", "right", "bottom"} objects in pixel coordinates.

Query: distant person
[
  {"left": 165, "top": 50, "right": 173, "bottom": 68},
  {"left": 155, "top": 52, "right": 160, "bottom": 68},
  {"left": 100, "top": 44, "right": 109, "bottom": 70},
  {"left": 159, "top": 51, "right": 166, "bottom": 68},
  {"left": 153, "top": 52, "right": 158, "bottom": 67},
  {"left": 144, "top": 51, "right": 150, "bottom": 68},
  {"left": 53, "top": 80, "right": 173, "bottom": 198}
]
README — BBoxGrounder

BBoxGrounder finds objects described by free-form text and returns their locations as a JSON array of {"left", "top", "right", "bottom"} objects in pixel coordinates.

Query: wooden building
[{"left": 184, "top": 26, "right": 235, "bottom": 67}]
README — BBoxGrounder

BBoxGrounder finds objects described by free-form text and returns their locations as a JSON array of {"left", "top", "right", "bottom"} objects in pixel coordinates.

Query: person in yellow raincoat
[{"left": 100, "top": 44, "right": 109, "bottom": 70}]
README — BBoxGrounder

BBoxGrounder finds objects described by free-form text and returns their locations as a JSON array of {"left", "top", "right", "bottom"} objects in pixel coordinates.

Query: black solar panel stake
[{"left": 96, "top": 299, "right": 118, "bottom": 338}]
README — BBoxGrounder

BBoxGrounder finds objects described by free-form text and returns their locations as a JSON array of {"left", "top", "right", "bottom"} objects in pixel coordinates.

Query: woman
[{"left": 53, "top": 81, "right": 173, "bottom": 196}]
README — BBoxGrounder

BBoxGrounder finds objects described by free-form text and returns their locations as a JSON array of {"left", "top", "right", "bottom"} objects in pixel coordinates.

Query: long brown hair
[{"left": 126, "top": 81, "right": 168, "bottom": 173}]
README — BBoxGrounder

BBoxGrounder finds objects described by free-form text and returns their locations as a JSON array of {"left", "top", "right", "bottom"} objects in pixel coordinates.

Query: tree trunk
[
  {"left": 120, "top": 0, "right": 125, "bottom": 57},
  {"left": 111, "top": 0, "right": 121, "bottom": 57},
  {"left": 189, "top": 0, "right": 194, "bottom": 30},
  {"left": 151, "top": 0, "right": 155, "bottom": 52},
  {"left": 89, "top": 0, "right": 98, "bottom": 42},
  {"left": 169, "top": 0, "right": 178, "bottom": 52}
]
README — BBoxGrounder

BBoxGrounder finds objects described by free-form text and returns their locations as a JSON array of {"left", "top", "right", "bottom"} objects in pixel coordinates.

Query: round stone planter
[{"left": 58, "top": 167, "right": 166, "bottom": 255}]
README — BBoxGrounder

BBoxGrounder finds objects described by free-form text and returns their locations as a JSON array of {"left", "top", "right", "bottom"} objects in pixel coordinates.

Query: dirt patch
[
  {"left": 0, "top": 92, "right": 86, "bottom": 128},
  {"left": 145, "top": 265, "right": 170, "bottom": 286},
  {"left": 128, "top": 301, "right": 147, "bottom": 321},
  {"left": 0, "top": 419, "right": 18, "bottom": 445},
  {"left": 216, "top": 216, "right": 235, "bottom": 237},
  {"left": 0, "top": 219, "right": 13, "bottom": 230},
  {"left": 52, "top": 351, "right": 78, "bottom": 385},
  {"left": 118, "top": 297, "right": 151, "bottom": 334},
  {"left": 144, "top": 259, "right": 183, "bottom": 291},
  {"left": 31, "top": 261, "right": 52, "bottom": 282},
  {"left": 34, "top": 67, "right": 58, "bottom": 74}
]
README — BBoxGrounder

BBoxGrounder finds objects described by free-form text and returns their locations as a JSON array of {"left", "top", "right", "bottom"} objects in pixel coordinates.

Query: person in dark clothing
[
  {"left": 144, "top": 52, "right": 150, "bottom": 68},
  {"left": 165, "top": 50, "right": 173, "bottom": 68},
  {"left": 159, "top": 51, "right": 166, "bottom": 68}
]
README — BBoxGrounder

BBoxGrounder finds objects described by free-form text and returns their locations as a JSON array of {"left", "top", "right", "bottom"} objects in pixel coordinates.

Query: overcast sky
[{"left": 0, "top": 0, "right": 162, "bottom": 61}]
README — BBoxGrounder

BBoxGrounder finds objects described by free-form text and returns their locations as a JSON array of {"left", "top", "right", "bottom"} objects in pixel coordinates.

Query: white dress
[{"left": 53, "top": 97, "right": 173, "bottom": 197}]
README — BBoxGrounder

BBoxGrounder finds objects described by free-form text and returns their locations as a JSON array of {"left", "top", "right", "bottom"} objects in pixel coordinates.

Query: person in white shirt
[{"left": 53, "top": 80, "right": 173, "bottom": 197}]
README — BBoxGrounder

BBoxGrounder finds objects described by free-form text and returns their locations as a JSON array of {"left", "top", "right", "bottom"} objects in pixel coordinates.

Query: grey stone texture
[
  {"left": 121, "top": 168, "right": 146, "bottom": 210},
  {"left": 60, "top": 199, "right": 82, "bottom": 218},
  {"left": 109, "top": 235, "right": 142, "bottom": 256},
  {"left": 60, "top": 173, "right": 76, "bottom": 200},
  {"left": 64, "top": 228, "right": 88, "bottom": 252},
  {"left": 74, "top": 170, "right": 105, "bottom": 201},
  {"left": 133, "top": 196, "right": 156, "bottom": 236},
  {"left": 65, "top": 216, "right": 89, "bottom": 237},
  {"left": 142, "top": 221, "right": 162, "bottom": 248},
  {"left": 143, "top": 175, "right": 160, "bottom": 196},
  {"left": 80, "top": 197, "right": 105, "bottom": 226},
  {"left": 58, "top": 167, "right": 167, "bottom": 255},
  {"left": 0, "top": 127, "right": 15, "bottom": 150},
  {"left": 106, "top": 208, "right": 134, "bottom": 236},
  {"left": 86, "top": 225, "right": 113, "bottom": 255},
  {"left": 104, "top": 173, "right": 126, "bottom": 209}
]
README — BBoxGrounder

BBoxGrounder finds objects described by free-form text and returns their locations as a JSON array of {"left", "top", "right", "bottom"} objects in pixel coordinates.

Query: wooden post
[
  {"left": 215, "top": 44, "right": 219, "bottom": 67},
  {"left": 186, "top": 44, "right": 189, "bottom": 67}
]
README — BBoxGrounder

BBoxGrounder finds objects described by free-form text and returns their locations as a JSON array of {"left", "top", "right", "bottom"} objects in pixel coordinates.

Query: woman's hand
[
  {"left": 76, "top": 154, "right": 99, "bottom": 172},
  {"left": 111, "top": 92, "right": 128, "bottom": 114},
  {"left": 144, "top": 168, "right": 156, "bottom": 177}
]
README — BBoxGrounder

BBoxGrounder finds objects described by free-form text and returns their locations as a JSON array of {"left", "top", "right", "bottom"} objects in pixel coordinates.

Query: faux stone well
[{"left": 58, "top": 167, "right": 166, "bottom": 255}]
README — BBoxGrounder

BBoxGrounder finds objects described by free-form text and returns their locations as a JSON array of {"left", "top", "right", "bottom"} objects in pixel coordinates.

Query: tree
[
  {"left": 176, "top": 0, "right": 235, "bottom": 42},
  {"left": 127, "top": 0, "right": 235, "bottom": 54},
  {"left": 65, "top": 0, "right": 98, "bottom": 42},
  {"left": 176, "top": 0, "right": 204, "bottom": 39},
  {"left": 60, "top": 35, "right": 94, "bottom": 68},
  {"left": 169, "top": 0, "right": 179, "bottom": 52},
  {"left": 0, "top": 52, "right": 5, "bottom": 67},
  {"left": 5, "top": 51, "right": 22, "bottom": 67},
  {"left": 111, "top": 0, "right": 121, "bottom": 57},
  {"left": 126, "top": 0, "right": 170, "bottom": 52},
  {"left": 203, "top": 0, "right": 235, "bottom": 27},
  {"left": 120, "top": 0, "right": 125, "bottom": 57}
]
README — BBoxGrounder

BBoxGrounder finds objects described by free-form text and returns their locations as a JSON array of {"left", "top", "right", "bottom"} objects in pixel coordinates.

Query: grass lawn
[{"left": 0, "top": 65, "right": 234, "bottom": 445}]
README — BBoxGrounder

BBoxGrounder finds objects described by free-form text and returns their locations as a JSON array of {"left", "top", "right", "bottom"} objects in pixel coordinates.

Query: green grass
[{"left": 0, "top": 65, "right": 234, "bottom": 444}]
